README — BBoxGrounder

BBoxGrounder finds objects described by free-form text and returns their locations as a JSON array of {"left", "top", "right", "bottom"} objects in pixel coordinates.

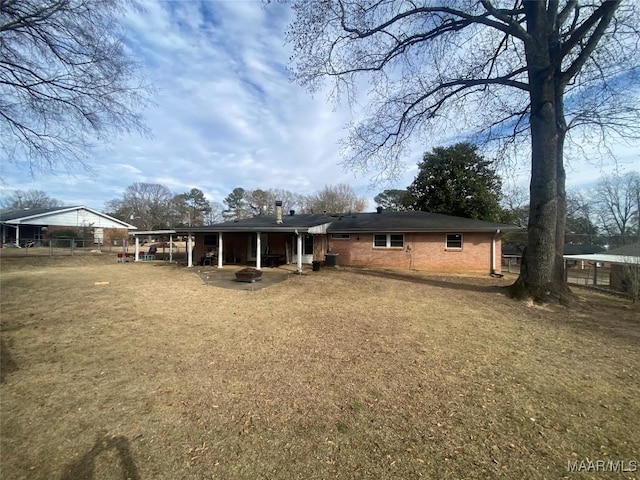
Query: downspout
[{"left": 492, "top": 229, "right": 501, "bottom": 275}]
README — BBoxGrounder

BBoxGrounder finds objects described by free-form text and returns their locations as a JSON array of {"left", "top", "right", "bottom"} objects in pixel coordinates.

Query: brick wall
[{"left": 328, "top": 232, "right": 501, "bottom": 273}]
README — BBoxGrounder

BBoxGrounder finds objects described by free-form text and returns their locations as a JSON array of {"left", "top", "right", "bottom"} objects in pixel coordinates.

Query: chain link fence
[
  {"left": 1, "top": 238, "right": 188, "bottom": 262},
  {"left": 1, "top": 237, "right": 125, "bottom": 256}
]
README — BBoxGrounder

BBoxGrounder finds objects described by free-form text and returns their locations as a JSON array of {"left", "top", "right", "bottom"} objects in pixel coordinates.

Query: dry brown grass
[{"left": 1, "top": 255, "right": 639, "bottom": 479}]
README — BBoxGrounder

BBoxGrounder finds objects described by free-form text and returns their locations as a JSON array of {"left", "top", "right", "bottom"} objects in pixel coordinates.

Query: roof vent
[
  {"left": 289, "top": 210, "right": 295, "bottom": 216},
  {"left": 376, "top": 206, "right": 383, "bottom": 214}
]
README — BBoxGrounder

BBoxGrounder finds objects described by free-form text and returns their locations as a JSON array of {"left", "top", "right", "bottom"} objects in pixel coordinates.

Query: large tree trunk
[
  {"left": 554, "top": 108, "right": 568, "bottom": 285},
  {"left": 511, "top": 1, "right": 573, "bottom": 303}
]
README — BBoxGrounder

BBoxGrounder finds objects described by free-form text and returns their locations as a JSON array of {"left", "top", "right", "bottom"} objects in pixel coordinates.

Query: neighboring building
[
  {"left": 176, "top": 206, "right": 520, "bottom": 274},
  {"left": 501, "top": 243, "right": 525, "bottom": 270},
  {"left": 564, "top": 244, "right": 606, "bottom": 268},
  {"left": 503, "top": 243, "right": 606, "bottom": 269},
  {"left": 563, "top": 242, "right": 640, "bottom": 296},
  {"left": 0, "top": 206, "right": 137, "bottom": 247},
  {"left": 606, "top": 243, "right": 640, "bottom": 295}
]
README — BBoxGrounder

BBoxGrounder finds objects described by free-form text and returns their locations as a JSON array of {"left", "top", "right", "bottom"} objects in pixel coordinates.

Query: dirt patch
[{"left": 1, "top": 258, "right": 639, "bottom": 479}]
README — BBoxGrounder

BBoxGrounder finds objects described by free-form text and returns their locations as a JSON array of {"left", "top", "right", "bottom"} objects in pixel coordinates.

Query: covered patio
[{"left": 175, "top": 210, "right": 333, "bottom": 273}]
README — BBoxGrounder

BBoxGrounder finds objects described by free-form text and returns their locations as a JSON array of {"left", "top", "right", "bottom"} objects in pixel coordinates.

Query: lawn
[{"left": 1, "top": 255, "right": 639, "bottom": 479}]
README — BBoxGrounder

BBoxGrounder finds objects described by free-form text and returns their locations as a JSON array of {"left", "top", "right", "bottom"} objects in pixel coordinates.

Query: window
[
  {"left": 374, "top": 234, "right": 387, "bottom": 247},
  {"left": 331, "top": 233, "right": 350, "bottom": 240},
  {"left": 390, "top": 234, "right": 404, "bottom": 247},
  {"left": 204, "top": 234, "right": 218, "bottom": 246},
  {"left": 373, "top": 233, "right": 404, "bottom": 248},
  {"left": 446, "top": 233, "right": 463, "bottom": 249},
  {"left": 293, "top": 235, "right": 314, "bottom": 255}
]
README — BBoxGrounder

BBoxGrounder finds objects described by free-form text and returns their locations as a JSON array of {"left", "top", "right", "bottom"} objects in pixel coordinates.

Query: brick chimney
[{"left": 275, "top": 200, "right": 283, "bottom": 224}]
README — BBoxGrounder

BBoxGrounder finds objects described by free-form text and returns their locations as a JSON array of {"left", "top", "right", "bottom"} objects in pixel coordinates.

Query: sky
[{"left": 0, "top": 0, "right": 637, "bottom": 212}]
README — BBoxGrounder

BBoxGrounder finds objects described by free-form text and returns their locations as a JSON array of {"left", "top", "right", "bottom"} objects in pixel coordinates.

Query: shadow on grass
[
  {"left": 0, "top": 337, "right": 18, "bottom": 383},
  {"left": 60, "top": 432, "right": 140, "bottom": 480},
  {"left": 351, "top": 268, "right": 512, "bottom": 295}
]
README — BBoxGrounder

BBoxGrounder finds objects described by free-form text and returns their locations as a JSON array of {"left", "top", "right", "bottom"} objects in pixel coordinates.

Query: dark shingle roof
[
  {"left": 502, "top": 244, "right": 525, "bottom": 256},
  {"left": 0, "top": 206, "right": 71, "bottom": 222},
  {"left": 606, "top": 242, "right": 640, "bottom": 257},
  {"left": 175, "top": 213, "right": 334, "bottom": 233},
  {"left": 326, "top": 211, "right": 518, "bottom": 233},
  {"left": 177, "top": 211, "right": 520, "bottom": 233},
  {"left": 564, "top": 244, "right": 605, "bottom": 255}
]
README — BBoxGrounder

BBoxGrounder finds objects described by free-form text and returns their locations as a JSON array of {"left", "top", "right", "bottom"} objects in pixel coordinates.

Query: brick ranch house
[
  {"left": 0, "top": 206, "right": 136, "bottom": 247},
  {"left": 176, "top": 205, "right": 520, "bottom": 274}
]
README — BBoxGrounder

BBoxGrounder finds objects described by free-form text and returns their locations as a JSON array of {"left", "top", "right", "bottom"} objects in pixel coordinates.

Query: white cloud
[{"left": 2, "top": 0, "right": 636, "bottom": 213}]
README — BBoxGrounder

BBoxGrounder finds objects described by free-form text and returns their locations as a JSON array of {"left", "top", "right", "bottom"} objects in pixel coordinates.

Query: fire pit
[{"left": 234, "top": 267, "right": 263, "bottom": 283}]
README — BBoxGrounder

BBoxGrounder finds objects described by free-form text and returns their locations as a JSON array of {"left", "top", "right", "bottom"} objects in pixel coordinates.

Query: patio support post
[
  {"left": 135, "top": 236, "right": 140, "bottom": 261},
  {"left": 187, "top": 234, "right": 193, "bottom": 267},
  {"left": 256, "top": 232, "right": 261, "bottom": 270},
  {"left": 169, "top": 234, "right": 173, "bottom": 263},
  {"left": 296, "top": 233, "right": 303, "bottom": 273},
  {"left": 15, "top": 225, "right": 19, "bottom": 247},
  {"left": 492, "top": 229, "right": 500, "bottom": 274},
  {"left": 218, "top": 233, "right": 223, "bottom": 269}
]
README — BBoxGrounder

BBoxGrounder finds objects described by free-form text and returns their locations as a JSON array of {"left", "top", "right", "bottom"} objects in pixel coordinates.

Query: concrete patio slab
[{"left": 193, "top": 264, "right": 310, "bottom": 290}]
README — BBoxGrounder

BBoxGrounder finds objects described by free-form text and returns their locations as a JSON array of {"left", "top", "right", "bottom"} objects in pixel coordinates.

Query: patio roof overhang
[
  {"left": 131, "top": 230, "right": 177, "bottom": 236},
  {"left": 173, "top": 223, "right": 332, "bottom": 234}
]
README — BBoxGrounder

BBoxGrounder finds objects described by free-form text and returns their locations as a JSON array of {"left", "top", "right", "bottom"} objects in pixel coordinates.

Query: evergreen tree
[{"left": 408, "top": 143, "right": 503, "bottom": 221}]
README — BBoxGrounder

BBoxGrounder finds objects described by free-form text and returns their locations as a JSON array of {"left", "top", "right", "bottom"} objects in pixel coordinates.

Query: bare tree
[
  {"left": 222, "top": 187, "right": 307, "bottom": 220},
  {"left": 1, "top": 189, "right": 62, "bottom": 209},
  {"left": 267, "top": 188, "right": 307, "bottom": 215},
  {"left": 305, "top": 183, "right": 367, "bottom": 214},
  {"left": 286, "top": 1, "right": 640, "bottom": 302},
  {"left": 105, "top": 183, "right": 174, "bottom": 230},
  {"left": 0, "top": 0, "right": 152, "bottom": 174},
  {"left": 244, "top": 189, "right": 277, "bottom": 216},
  {"left": 595, "top": 171, "right": 640, "bottom": 245},
  {"left": 501, "top": 186, "right": 529, "bottom": 229},
  {"left": 565, "top": 190, "right": 600, "bottom": 245},
  {"left": 204, "top": 202, "right": 224, "bottom": 225}
]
